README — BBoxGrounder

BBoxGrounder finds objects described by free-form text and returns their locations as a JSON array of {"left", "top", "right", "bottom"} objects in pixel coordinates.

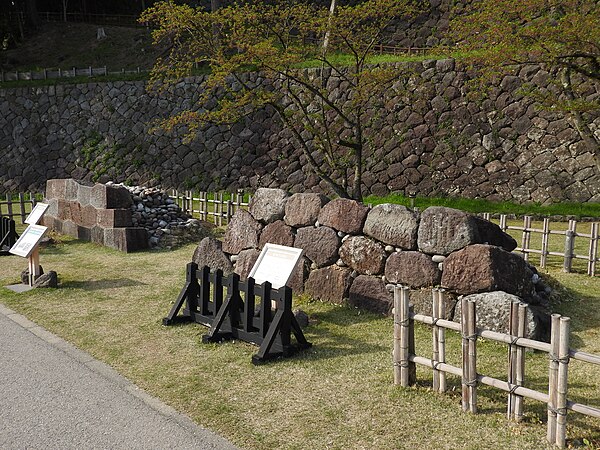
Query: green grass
[
  {"left": 365, "top": 193, "right": 600, "bottom": 219},
  {"left": 0, "top": 232, "right": 598, "bottom": 449}
]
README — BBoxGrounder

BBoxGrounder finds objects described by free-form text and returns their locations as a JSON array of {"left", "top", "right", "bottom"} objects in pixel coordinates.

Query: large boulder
[
  {"left": 192, "top": 237, "right": 234, "bottom": 276},
  {"left": 32, "top": 271, "right": 58, "bottom": 289},
  {"left": 441, "top": 244, "right": 535, "bottom": 299},
  {"left": 363, "top": 204, "right": 419, "bottom": 249},
  {"left": 248, "top": 188, "right": 288, "bottom": 224},
  {"left": 288, "top": 256, "right": 310, "bottom": 294},
  {"left": 317, "top": 198, "right": 369, "bottom": 234},
  {"left": 339, "top": 236, "right": 386, "bottom": 275},
  {"left": 234, "top": 248, "right": 261, "bottom": 281},
  {"left": 385, "top": 251, "right": 441, "bottom": 288},
  {"left": 402, "top": 288, "right": 457, "bottom": 320},
  {"left": 305, "top": 265, "right": 353, "bottom": 304},
  {"left": 418, "top": 206, "right": 517, "bottom": 255},
  {"left": 90, "top": 183, "right": 133, "bottom": 209},
  {"left": 348, "top": 275, "right": 392, "bottom": 315},
  {"left": 284, "top": 193, "right": 329, "bottom": 228},
  {"left": 222, "top": 209, "right": 262, "bottom": 254},
  {"left": 454, "top": 291, "right": 545, "bottom": 340},
  {"left": 294, "top": 226, "right": 340, "bottom": 268},
  {"left": 258, "top": 220, "right": 295, "bottom": 249}
]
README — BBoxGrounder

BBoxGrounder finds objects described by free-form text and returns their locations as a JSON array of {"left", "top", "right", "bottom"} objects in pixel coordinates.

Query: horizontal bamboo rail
[
  {"left": 394, "top": 287, "right": 600, "bottom": 448},
  {"left": 170, "top": 190, "right": 251, "bottom": 226}
]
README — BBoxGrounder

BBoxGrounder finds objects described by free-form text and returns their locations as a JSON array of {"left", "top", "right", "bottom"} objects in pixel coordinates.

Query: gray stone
[
  {"left": 294, "top": 226, "right": 339, "bottom": 268},
  {"left": 305, "top": 265, "right": 353, "bottom": 304},
  {"left": 258, "top": 220, "right": 294, "bottom": 249},
  {"left": 248, "top": 188, "right": 288, "bottom": 223},
  {"left": 284, "top": 193, "right": 329, "bottom": 227},
  {"left": 90, "top": 183, "right": 133, "bottom": 209},
  {"left": 21, "top": 266, "right": 44, "bottom": 284},
  {"left": 348, "top": 275, "right": 392, "bottom": 315},
  {"left": 417, "top": 206, "right": 480, "bottom": 255},
  {"left": 385, "top": 251, "right": 442, "bottom": 288},
  {"left": 192, "top": 237, "right": 234, "bottom": 276},
  {"left": 441, "top": 244, "right": 536, "bottom": 299},
  {"left": 317, "top": 198, "right": 369, "bottom": 234},
  {"left": 32, "top": 271, "right": 58, "bottom": 288},
  {"left": 363, "top": 203, "right": 419, "bottom": 249},
  {"left": 454, "top": 291, "right": 544, "bottom": 340},
  {"left": 405, "top": 288, "right": 457, "bottom": 320},
  {"left": 293, "top": 309, "right": 309, "bottom": 328},
  {"left": 339, "top": 236, "right": 386, "bottom": 276},
  {"left": 222, "top": 209, "right": 262, "bottom": 254}
]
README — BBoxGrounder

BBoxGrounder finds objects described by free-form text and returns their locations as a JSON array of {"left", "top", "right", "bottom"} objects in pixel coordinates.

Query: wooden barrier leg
[{"left": 163, "top": 262, "right": 197, "bottom": 325}]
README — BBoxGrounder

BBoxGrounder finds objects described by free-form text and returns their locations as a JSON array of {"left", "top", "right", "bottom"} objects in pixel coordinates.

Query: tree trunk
[
  {"left": 24, "top": 0, "right": 40, "bottom": 29},
  {"left": 322, "top": 0, "right": 337, "bottom": 54}
]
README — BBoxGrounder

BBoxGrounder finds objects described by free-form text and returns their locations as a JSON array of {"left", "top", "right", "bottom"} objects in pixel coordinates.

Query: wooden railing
[
  {"left": 393, "top": 287, "right": 600, "bottom": 449},
  {"left": 0, "top": 193, "right": 38, "bottom": 224},
  {"left": 170, "top": 190, "right": 251, "bottom": 226}
]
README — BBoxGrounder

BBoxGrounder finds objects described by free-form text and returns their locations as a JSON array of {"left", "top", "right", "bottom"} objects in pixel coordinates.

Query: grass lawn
[{"left": 1, "top": 222, "right": 599, "bottom": 449}]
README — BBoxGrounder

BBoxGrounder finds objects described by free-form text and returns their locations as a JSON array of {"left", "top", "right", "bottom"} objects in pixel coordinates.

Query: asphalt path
[{"left": 0, "top": 303, "right": 239, "bottom": 450}]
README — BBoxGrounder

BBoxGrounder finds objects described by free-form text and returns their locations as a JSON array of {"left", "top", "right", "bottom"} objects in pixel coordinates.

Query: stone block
[
  {"left": 45, "top": 179, "right": 67, "bottom": 200},
  {"left": 305, "top": 265, "right": 353, "bottom": 304},
  {"left": 69, "top": 201, "right": 82, "bottom": 224},
  {"left": 61, "top": 220, "right": 78, "bottom": 238},
  {"left": 104, "top": 227, "right": 148, "bottom": 252},
  {"left": 339, "top": 236, "right": 386, "bottom": 275},
  {"left": 222, "top": 209, "right": 262, "bottom": 254},
  {"left": 234, "top": 248, "right": 261, "bottom": 280},
  {"left": 77, "top": 182, "right": 94, "bottom": 206},
  {"left": 248, "top": 188, "right": 288, "bottom": 223},
  {"left": 288, "top": 256, "right": 309, "bottom": 294},
  {"left": 90, "top": 183, "right": 133, "bottom": 209},
  {"left": 77, "top": 225, "right": 91, "bottom": 241},
  {"left": 404, "top": 288, "right": 457, "bottom": 320},
  {"left": 363, "top": 203, "right": 419, "bottom": 249},
  {"left": 418, "top": 206, "right": 479, "bottom": 255},
  {"left": 90, "top": 225, "right": 105, "bottom": 245},
  {"left": 97, "top": 208, "right": 133, "bottom": 228},
  {"left": 192, "top": 237, "right": 234, "bottom": 276},
  {"left": 80, "top": 205, "right": 98, "bottom": 228},
  {"left": 294, "top": 226, "right": 339, "bottom": 268},
  {"left": 284, "top": 193, "right": 329, "bottom": 227},
  {"left": 258, "top": 220, "right": 294, "bottom": 249},
  {"left": 348, "top": 275, "right": 392, "bottom": 315},
  {"left": 317, "top": 198, "right": 369, "bottom": 234},
  {"left": 385, "top": 251, "right": 441, "bottom": 288}
]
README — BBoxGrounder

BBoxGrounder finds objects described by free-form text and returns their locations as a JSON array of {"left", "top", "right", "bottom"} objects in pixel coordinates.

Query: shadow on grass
[{"left": 61, "top": 278, "right": 147, "bottom": 290}]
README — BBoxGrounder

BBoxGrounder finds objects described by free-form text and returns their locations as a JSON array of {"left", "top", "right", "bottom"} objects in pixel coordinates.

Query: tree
[
  {"left": 140, "top": 0, "right": 420, "bottom": 201},
  {"left": 447, "top": 0, "right": 600, "bottom": 169}
]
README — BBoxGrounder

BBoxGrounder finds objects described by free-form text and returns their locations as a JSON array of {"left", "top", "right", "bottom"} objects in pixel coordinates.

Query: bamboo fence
[
  {"left": 483, "top": 213, "right": 599, "bottom": 277},
  {"left": 0, "top": 66, "right": 145, "bottom": 83},
  {"left": 169, "top": 190, "right": 251, "bottom": 226},
  {"left": 393, "top": 286, "right": 600, "bottom": 448},
  {"left": 0, "top": 193, "right": 38, "bottom": 224}
]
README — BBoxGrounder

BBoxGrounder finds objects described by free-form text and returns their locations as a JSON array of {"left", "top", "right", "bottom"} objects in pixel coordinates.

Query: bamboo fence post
[
  {"left": 587, "top": 222, "right": 598, "bottom": 277},
  {"left": 521, "top": 215, "right": 532, "bottom": 261},
  {"left": 399, "top": 286, "right": 411, "bottom": 387},
  {"left": 507, "top": 301, "right": 518, "bottom": 420},
  {"left": 432, "top": 289, "right": 440, "bottom": 392},
  {"left": 467, "top": 299, "right": 477, "bottom": 413},
  {"left": 438, "top": 289, "right": 447, "bottom": 392},
  {"left": 461, "top": 297, "right": 470, "bottom": 412},
  {"left": 547, "top": 314, "right": 561, "bottom": 444},
  {"left": 555, "top": 317, "right": 570, "bottom": 448},
  {"left": 219, "top": 192, "right": 224, "bottom": 226},
  {"left": 408, "top": 303, "right": 416, "bottom": 385},
  {"left": 541, "top": 218, "right": 550, "bottom": 269},
  {"left": 393, "top": 286, "right": 403, "bottom": 385},
  {"left": 514, "top": 303, "right": 527, "bottom": 422},
  {"left": 563, "top": 220, "right": 576, "bottom": 273},
  {"left": 499, "top": 214, "right": 507, "bottom": 232}
]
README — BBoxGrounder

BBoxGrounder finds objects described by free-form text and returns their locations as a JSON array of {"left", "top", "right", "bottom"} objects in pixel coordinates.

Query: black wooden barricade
[
  {"left": 0, "top": 217, "right": 19, "bottom": 255},
  {"left": 164, "top": 263, "right": 312, "bottom": 364}
]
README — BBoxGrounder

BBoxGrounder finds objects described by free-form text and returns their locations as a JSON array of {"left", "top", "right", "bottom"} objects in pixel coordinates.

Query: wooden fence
[
  {"left": 393, "top": 286, "right": 600, "bottom": 448},
  {"left": 483, "top": 213, "right": 600, "bottom": 277},
  {"left": 0, "top": 193, "right": 38, "bottom": 224},
  {"left": 169, "top": 190, "right": 251, "bottom": 226},
  {"left": 1, "top": 66, "right": 145, "bottom": 83}
]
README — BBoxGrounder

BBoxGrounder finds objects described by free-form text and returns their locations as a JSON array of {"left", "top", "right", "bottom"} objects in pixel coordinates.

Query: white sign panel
[
  {"left": 25, "top": 203, "right": 49, "bottom": 225},
  {"left": 9, "top": 225, "right": 48, "bottom": 258},
  {"left": 248, "top": 244, "right": 304, "bottom": 290}
]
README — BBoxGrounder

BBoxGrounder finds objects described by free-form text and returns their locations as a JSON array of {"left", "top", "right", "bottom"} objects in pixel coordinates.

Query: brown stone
[
  {"left": 57, "top": 199, "right": 72, "bottom": 221},
  {"left": 104, "top": 227, "right": 148, "bottom": 252},
  {"left": 69, "top": 201, "right": 82, "bottom": 224},
  {"left": 288, "top": 256, "right": 309, "bottom": 294},
  {"left": 45, "top": 179, "right": 68, "bottom": 200},
  {"left": 97, "top": 209, "right": 133, "bottom": 228},
  {"left": 406, "top": 288, "right": 457, "bottom": 320},
  {"left": 90, "top": 183, "right": 133, "bottom": 209},
  {"left": 305, "top": 265, "right": 353, "bottom": 304},
  {"left": 235, "top": 248, "right": 261, "bottom": 280},
  {"left": 339, "top": 236, "right": 386, "bottom": 275},
  {"left": 80, "top": 205, "right": 98, "bottom": 228},
  {"left": 317, "top": 198, "right": 369, "bottom": 234},
  {"left": 348, "top": 275, "right": 392, "bottom": 315},
  {"left": 441, "top": 244, "right": 535, "bottom": 298},
  {"left": 222, "top": 209, "right": 262, "bottom": 254},
  {"left": 363, "top": 203, "right": 419, "bottom": 249},
  {"left": 284, "top": 193, "right": 329, "bottom": 227},
  {"left": 192, "top": 237, "right": 234, "bottom": 276},
  {"left": 258, "top": 220, "right": 294, "bottom": 249},
  {"left": 294, "top": 226, "right": 339, "bottom": 268},
  {"left": 385, "top": 251, "right": 441, "bottom": 288},
  {"left": 248, "top": 187, "right": 288, "bottom": 223}
]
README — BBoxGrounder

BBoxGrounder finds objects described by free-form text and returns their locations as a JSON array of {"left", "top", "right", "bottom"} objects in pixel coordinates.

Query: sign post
[{"left": 9, "top": 224, "right": 48, "bottom": 288}]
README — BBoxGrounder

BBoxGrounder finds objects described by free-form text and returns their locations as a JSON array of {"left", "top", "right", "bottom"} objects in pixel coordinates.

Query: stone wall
[
  {"left": 1, "top": 59, "right": 599, "bottom": 203},
  {"left": 193, "top": 188, "right": 553, "bottom": 340}
]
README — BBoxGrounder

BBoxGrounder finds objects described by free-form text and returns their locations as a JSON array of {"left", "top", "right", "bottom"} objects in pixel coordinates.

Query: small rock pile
[{"left": 116, "top": 183, "right": 209, "bottom": 248}]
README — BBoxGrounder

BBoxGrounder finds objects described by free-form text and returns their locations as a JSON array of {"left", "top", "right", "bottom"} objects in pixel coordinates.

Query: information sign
[
  {"left": 25, "top": 203, "right": 49, "bottom": 225},
  {"left": 9, "top": 225, "right": 48, "bottom": 258},
  {"left": 248, "top": 244, "right": 304, "bottom": 289}
]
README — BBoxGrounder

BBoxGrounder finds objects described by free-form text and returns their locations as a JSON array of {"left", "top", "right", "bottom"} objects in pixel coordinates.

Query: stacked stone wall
[{"left": 1, "top": 59, "right": 598, "bottom": 203}]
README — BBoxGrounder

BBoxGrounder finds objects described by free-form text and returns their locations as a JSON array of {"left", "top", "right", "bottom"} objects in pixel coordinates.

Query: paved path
[{"left": 0, "top": 304, "right": 239, "bottom": 450}]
